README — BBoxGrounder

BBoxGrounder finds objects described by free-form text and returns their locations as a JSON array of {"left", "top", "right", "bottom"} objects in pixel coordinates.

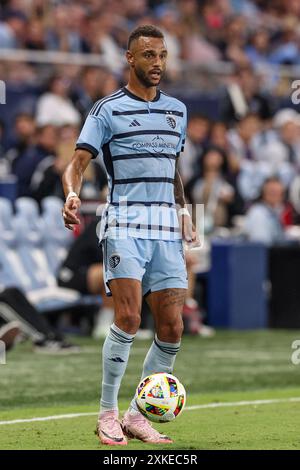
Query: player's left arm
[{"left": 174, "top": 158, "right": 198, "bottom": 244}]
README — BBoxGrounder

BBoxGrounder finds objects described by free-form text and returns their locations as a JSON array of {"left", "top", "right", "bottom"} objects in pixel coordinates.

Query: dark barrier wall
[
  {"left": 208, "top": 241, "right": 268, "bottom": 329},
  {"left": 269, "top": 245, "right": 300, "bottom": 328}
]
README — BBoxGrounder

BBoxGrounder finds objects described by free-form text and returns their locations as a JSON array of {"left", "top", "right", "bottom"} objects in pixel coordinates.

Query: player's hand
[
  {"left": 62, "top": 196, "right": 81, "bottom": 230},
  {"left": 181, "top": 215, "right": 201, "bottom": 248}
]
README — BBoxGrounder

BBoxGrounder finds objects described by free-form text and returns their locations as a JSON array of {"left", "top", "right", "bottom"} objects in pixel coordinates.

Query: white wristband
[
  {"left": 66, "top": 191, "right": 78, "bottom": 202},
  {"left": 178, "top": 207, "right": 191, "bottom": 217}
]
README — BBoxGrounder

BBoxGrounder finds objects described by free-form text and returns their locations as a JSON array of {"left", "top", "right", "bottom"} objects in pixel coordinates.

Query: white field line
[{"left": 0, "top": 397, "right": 300, "bottom": 426}]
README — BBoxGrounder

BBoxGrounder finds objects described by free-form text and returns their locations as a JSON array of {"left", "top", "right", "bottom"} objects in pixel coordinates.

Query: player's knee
[
  {"left": 115, "top": 302, "right": 141, "bottom": 333},
  {"left": 158, "top": 318, "right": 184, "bottom": 342},
  {"left": 122, "top": 312, "right": 141, "bottom": 332}
]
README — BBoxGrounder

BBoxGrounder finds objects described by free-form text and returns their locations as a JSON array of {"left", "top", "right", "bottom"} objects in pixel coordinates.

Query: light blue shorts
[{"left": 102, "top": 237, "right": 188, "bottom": 297}]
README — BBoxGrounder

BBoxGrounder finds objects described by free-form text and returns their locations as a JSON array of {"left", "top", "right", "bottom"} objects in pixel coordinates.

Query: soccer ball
[{"left": 135, "top": 372, "right": 186, "bottom": 423}]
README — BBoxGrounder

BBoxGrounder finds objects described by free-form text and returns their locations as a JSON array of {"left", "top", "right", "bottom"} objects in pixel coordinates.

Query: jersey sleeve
[
  {"left": 76, "top": 110, "right": 111, "bottom": 159},
  {"left": 176, "top": 105, "right": 187, "bottom": 156}
]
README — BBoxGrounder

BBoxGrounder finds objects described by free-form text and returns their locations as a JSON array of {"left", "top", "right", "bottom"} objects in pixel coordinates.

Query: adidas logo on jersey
[{"left": 129, "top": 119, "right": 141, "bottom": 127}]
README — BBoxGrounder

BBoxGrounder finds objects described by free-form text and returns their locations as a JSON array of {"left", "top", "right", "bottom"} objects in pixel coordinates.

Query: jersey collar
[{"left": 122, "top": 86, "right": 161, "bottom": 102}]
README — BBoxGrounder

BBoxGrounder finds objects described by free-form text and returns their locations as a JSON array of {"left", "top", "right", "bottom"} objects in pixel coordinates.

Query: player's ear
[{"left": 126, "top": 50, "right": 134, "bottom": 67}]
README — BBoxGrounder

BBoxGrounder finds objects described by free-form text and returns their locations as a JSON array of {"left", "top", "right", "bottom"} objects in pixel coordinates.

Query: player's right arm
[
  {"left": 61, "top": 104, "right": 112, "bottom": 230},
  {"left": 62, "top": 149, "right": 92, "bottom": 230}
]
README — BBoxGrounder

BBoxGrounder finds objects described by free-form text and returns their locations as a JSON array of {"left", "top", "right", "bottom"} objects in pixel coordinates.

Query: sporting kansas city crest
[
  {"left": 166, "top": 114, "right": 176, "bottom": 129},
  {"left": 109, "top": 253, "right": 120, "bottom": 269}
]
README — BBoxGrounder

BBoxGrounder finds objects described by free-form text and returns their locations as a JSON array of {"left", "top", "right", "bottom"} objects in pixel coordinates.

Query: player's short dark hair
[{"left": 127, "top": 25, "right": 164, "bottom": 50}]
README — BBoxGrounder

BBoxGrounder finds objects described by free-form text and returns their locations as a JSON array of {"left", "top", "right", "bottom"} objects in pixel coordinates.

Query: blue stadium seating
[
  {"left": 0, "top": 197, "right": 16, "bottom": 247},
  {"left": 0, "top": 196, "right": 101, "bottom": 313},
  {"left": 40, "top": 196, "right": 73, "bottom": 275}
]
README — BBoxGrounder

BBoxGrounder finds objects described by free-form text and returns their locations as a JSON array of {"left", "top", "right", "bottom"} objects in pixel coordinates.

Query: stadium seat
[
  {"left": 0, "top": 239, "right": 33, "bottom": 291},
  {"left": 0, "top": 197, "right": 16, "bottom": 247},
  {"left": 14, "top": 197, "right": 43, "bottom": 246},
  {"left": 15, "top": 196, "right": 40, "bottom": 216},
  {"left": 0, "top": 197, "right": 101, "bottom": 313},
  {"left": 40, "top": 196, "right": 73, "bottom": 275}
]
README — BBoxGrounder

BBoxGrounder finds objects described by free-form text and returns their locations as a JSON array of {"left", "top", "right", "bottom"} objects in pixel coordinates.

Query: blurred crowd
[
  {"left": 1, "top": 0, "right": 300, "bottom": 87},
  {"left": 0, "top": 0, "right": 300, "bottom": 248},
  {"left": 1, "top": 1, "right": 300, "bottom": 67}
]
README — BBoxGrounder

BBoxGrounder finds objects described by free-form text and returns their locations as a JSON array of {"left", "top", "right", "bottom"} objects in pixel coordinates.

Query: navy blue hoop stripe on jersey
[
  {"left": 88, "top": 89, "right": 123, "bottom": 115},
  {"left": 75, "top": 142, "right": 99, "bottom": 158},
  {"left": 114, "top": 177, "right": 175, "bottom": 185},
  {"left": 110, "top": 201, "right": 176, "bottom": 207},
  {"left": 111, "top": 153, "right": 177, "bottom": 161},
  {"left": 114, "top": 222, "right": 180, "bottom": 232},
  {"left": 112, "top": 129, "right": 181, "bottom": 140},
  {"left": 112, "top": 109, "right": 184, "bottom": 117}
]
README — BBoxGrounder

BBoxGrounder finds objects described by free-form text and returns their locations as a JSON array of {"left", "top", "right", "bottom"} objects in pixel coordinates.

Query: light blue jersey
[{"left": 76, "top": 87, "right": 187, "bottom": 241}]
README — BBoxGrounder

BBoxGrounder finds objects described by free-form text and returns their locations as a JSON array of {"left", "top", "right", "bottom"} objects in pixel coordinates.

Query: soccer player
[{"left": 62, "top": 25, "right": 198, "bottom": 445}]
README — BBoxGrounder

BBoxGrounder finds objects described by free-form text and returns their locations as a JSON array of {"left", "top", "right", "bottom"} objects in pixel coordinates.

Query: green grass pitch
[{"left": 0, "top": 330, "right": 300, "bottom": 450}]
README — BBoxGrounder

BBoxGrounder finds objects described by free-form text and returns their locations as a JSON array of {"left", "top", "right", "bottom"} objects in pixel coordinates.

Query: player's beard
[{"left": 135, "top": 65, "right": 163, "bottom": 88}]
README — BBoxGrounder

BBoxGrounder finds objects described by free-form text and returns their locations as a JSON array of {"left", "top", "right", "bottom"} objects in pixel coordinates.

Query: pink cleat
[
  {"left": 96, "top": 410, "right": 127, "bottom": 446},
  {"left": 121, "top": 410, "right": 173, "bottom": 444}
]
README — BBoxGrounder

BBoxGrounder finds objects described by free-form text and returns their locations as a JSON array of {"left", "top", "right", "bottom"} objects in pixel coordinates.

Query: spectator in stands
[
  {"left": 33, "top": 125, "right": 58, "bottom": 166},
  {"left": 270, "top": 16, "right": 299, "bottom": 65},
  {"left": 210, "top": 121, "right": 228, "bottom": 150},
  {"left": 179, "top": 114, "right": 210, "bottom": 184},
  {"left": 72, "top": 67, "right": 104, "bottom": 118},
  {"left": 0, "top": 9, "right": 27, "bottom": 49},
  {"left": 244, "top": 177, "right": 291, "bottom": 245},
  {"left": 221, "top": 65, "right": 272, "bottom": 124},
  {"left": 238, "top": 109, "right": 300, "bottom": 203},
  {"left": 45, "top": 3, "right": 86, "bottom": 53},
  {"left": 156, "top": 6, "right": 182, "bottom": 80},
  {"left": 222, "top": 15, "right": 249, "bottom": 65},
  {"left": 210, "top": 120, "right": 238, "bottom": 180},
  {"left": 250, "top": 108, "right": 300, "bottom": 189},
  {"left": 36, "top": 74, "right": 81, "bottom": 127},
  {"left": 30, "top": 127, "right": 107, "bottom": 203},
  {"left": 25, "top": 18, "right": 46, "bottom": 50},
  {"left": 5, "top": 112, "right": 36, "bottom": 196},
  {"left": 186, "top": 146, "right": 235, "bottom": 233},
  {"left": 232, "top": 114, "right": 293, "bottom": 204},
  {"left": 9, "top": 122, "right": 57, "bottom": 197},
  {"left": 227, "top": 112, "right": 261, "bottom": 171},
  {"left": 83, "top": 13, "right": 124, "bottom": 74},
  {"left": 245, "top": 29, "right": 272, "bottom": 68},
  {"left": 72, "top": 67, "right": 119, "bottom": 118}
]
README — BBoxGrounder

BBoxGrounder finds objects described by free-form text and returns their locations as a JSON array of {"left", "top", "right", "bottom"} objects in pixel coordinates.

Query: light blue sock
[
  {"left": 100, "top": 323, "right": 135, "bottom": 413},
  {"left": 129, "top": 334, "right": 181, "bottom": 412}
]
